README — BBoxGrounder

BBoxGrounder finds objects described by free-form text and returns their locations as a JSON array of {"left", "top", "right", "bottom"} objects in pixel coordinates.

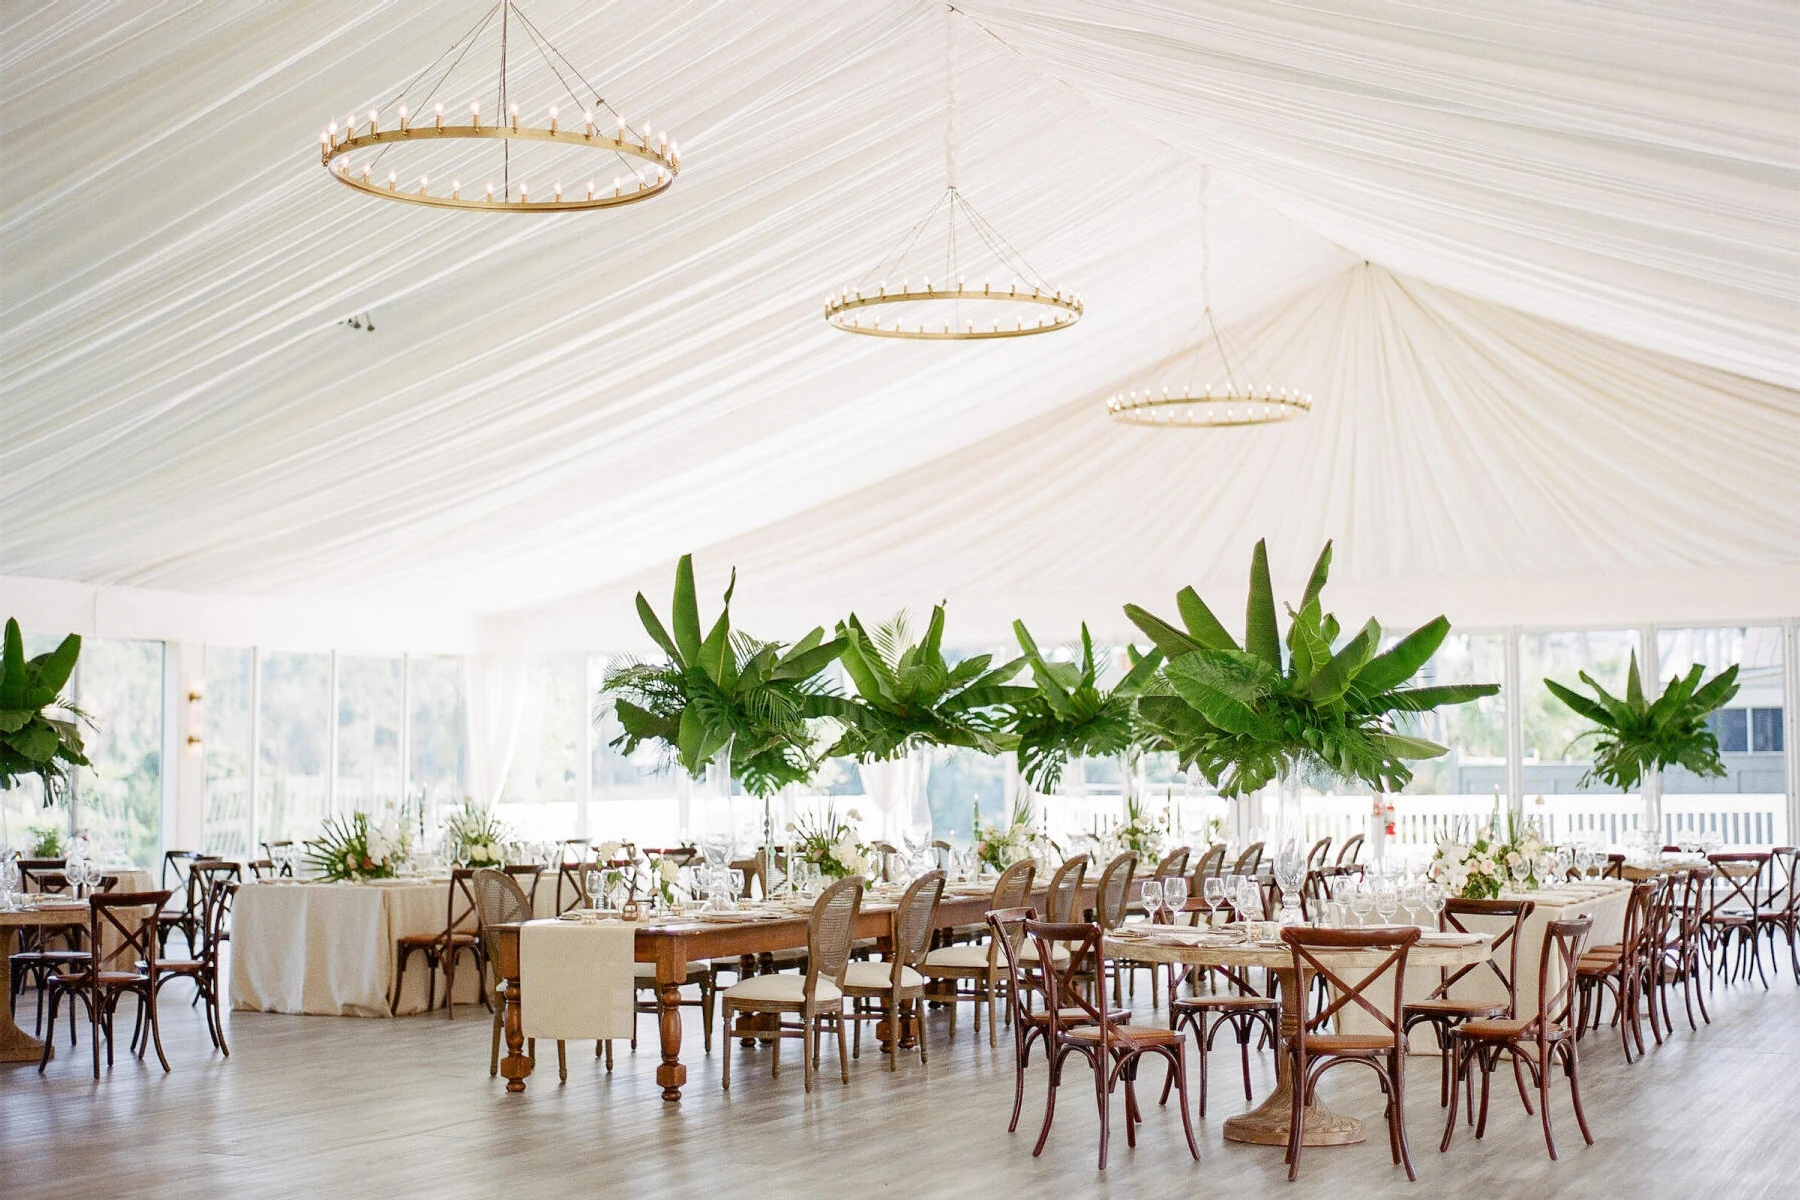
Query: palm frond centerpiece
[
  {"left": 599, "top": 555, "right": 850, "bottom": 798},
  {"left": 1544, "top": 651, "right": 1740, "bottom": 791},
  {"left": 1125, "top": 540, "right": 1498, "bottom": 797},
  {"left": 0, "top": 618, "right": 89, "bottom": 806},
  {"left": 1007, "top": 620, "right": 1162, "bottom": 793}
]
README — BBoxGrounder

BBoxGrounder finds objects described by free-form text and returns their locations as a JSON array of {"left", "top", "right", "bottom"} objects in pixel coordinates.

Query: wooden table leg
[
  {"left": 656, "top": 979, "right": 686, "bottom": 1102},
  {"left": 499, "top": 973, "right": 532, "bottom": 1093},
  {"left": 0, "top": 926, "right": 52, "bottom": 1064},
  {"left": 1222, "top": 966, "right": 1365, "bottom": 1147}
]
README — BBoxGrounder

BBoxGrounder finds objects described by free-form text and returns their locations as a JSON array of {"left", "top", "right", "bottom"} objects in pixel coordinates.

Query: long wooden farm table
[{"left": 491, "top": 883, "right": 1068, "bottom": 1102}]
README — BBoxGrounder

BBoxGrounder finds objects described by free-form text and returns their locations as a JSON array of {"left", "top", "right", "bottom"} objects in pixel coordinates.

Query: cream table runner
[{"left": 519, "top": 918, "right": 636, "bottom": 1041}]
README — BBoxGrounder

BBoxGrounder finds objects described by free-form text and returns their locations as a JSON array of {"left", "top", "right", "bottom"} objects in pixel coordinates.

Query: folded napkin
[
  {"left": 520, "top": 917, "right": 637, "bottom": 1040},
  {"left": 1418, "top": 931, "right": 1486, "bottom": 947}
]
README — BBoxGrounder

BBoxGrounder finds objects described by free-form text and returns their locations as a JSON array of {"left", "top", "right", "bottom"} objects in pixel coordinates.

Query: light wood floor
[{"left": 3, "top": 962, "right": 1794, "bottom": 1199}]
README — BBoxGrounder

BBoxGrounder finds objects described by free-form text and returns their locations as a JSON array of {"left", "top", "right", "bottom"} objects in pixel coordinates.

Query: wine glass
[
  {"left": 1422, "top": 881, "right": 1447, "bottom": 929},
  {"left": 1329, "top": 874, "right": 1353, "bottom": 927},
  {"left": 1398, "top": 881, "right": 1422, "bottom": 927},
  {"left": 1162, "top": 875, "right": 1189, "bottom": 923},
  {"left": 1508, "top": 855, "right": 1532, "bottom": 891},
  {"left": 1202, "top": 877, "right": 1226, "bottom": 927},
  {"left": 1236, "top": 877, "right": 1264, "bottom": 923},
  {"left": 1373, "top": 878, "right": 1399, "bottom": 925},
  {"left": 585, "top": 869, "right": 605, "bottom": 912},
  {"left": 1140, "top": 879, "right": 1164, "bottom": 926},
  {"left": 1534, "top": 850, "right": 1558, "bottom": 889},
  {"left": 1348, "top": 880, "right": 1375, "bottom": 927}
]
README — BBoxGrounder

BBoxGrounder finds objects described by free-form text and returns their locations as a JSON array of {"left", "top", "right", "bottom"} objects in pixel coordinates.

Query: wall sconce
[{"left": 185, "top": 734, "right": 205, "bottom": 756}]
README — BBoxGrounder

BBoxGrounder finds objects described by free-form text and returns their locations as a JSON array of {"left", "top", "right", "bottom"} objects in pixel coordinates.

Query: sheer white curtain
[
  {"left": 465, "top": 654, "right": 529, "bottom": 810},
  {"left": 857, "top": 750, "right": 933, "bottom": 845}
]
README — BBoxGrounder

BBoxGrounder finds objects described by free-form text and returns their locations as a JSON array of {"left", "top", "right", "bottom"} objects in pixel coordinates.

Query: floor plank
[{"left": 3, "top": 963, "right": 1794, "bottom": 1198}]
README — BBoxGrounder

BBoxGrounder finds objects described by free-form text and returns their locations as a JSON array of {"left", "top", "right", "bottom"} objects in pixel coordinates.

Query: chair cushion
[
  {"left": 1172, "top": 994, "right": 1275, "bottom": 1013},
  {"left": 724, "top": 973, "right": 840, "bottom": 1004},
  {"left": 922, "top": 944, "right": 994, "bottom": 970},
  {"left": 841, "top": 961, "right": 925, "bottom": 991},
  {"left": 1018, "top": 941, "right": 1071, "bottom": 964}
]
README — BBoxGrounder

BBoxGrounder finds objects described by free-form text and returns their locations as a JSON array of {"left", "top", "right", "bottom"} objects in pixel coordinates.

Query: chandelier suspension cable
[{"left": 945, "top": 7, "right": 958, "bottom": 291}]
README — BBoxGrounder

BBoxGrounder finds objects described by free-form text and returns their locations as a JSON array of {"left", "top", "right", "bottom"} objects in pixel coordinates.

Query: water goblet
[
  {"left": 1534, "top": 850, "right": 1557, "bottom": 889},
  {"left": 1373, "top": 878, "right": 1399, "bottom": 925},
  {"left": 1328, "top": 874, "right": 1353, "bottom": 927},
  {"left": 1140, "top": 879, "right": 1164, "bottom": 926},
  {"left": 1348, "top": 880, "right": 1375, "bottom": 927},
  {"left": 1202, "top": 877, "right": 1226, "bottom": 927},
  {"left": 585, "top": 869, "right": 605, "bottom": 912},
  {"left": 1398, "top": 881, "right": 1423, "bottom": 927},
  {"left": 1422, "top": 881, "right": 1447, "bottom": 929},
  {"left": 1236, "top": 877, "right": 1264, "bottom": 923},
  {"left": 1508, "top": 855, "right": 1532, "bottom": 891},
  {"left": 1162, "top": 875, "right": 1189, "bottom": 922}
]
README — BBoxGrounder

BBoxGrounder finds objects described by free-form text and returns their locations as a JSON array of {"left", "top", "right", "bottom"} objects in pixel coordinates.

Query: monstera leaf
[
  {"left": 0, "top": 618, "right": 90, "bottom": 805},
  {"left": 599, "top": 556, "right": 851, "bottom": 798},
  {"left": 1125, "top": 541, "right": 1497, "bottom": 797},
  {"left": 830, "top": 605, "right": 1030, "bottom": 760},
  {"left": 1006, "top": 621, "right": 1163, "bottom": 792},
  {"left": 1545, "top": 651, "right": 1739, "bottom": 792}
]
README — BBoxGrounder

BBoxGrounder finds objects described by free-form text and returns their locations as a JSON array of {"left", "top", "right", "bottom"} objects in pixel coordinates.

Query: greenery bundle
[
  {"left": 1125, "top": 540, "right": 1497, "bottom": 797},
  {"left": 788, "top": 805, "right": 872, "bottom": 879},
  {"left": 974, "top": 793, "right": 1043, "bottom": 873},
  {"left": 1007, "top": 620, "right": 1163, "bottom": 793},
  {"left": 0, "top": 619, "right": 89, "bottom": 806},
  {"left": 601, "top": 555, "right": 851, "bottom": 798},
  {"left": 1545, "top": 651, "right": 1740, "bottom": 791},
  {"left": 303, "top": 812, "right": 406, "bottom": 882},
  {"left": 829, "top": 606, "right": 1029, "bottom": 761}
]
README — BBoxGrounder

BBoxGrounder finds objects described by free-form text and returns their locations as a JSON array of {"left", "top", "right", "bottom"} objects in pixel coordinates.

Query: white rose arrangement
[
  {"left": 304, "top": 812, "right": 407, "bottom": 882},
  {"left": 440, "top": 798, "right": 517, "bottom": 869},
  {"left": 791, "top": 806, "right": 872, "bottom": 880}
]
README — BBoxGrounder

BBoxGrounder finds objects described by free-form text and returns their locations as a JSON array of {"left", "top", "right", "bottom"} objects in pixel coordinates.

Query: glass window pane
[
  {"left": 495, "top": 655, "right": 584, "bottom": 840},
  {"left": 409, "top": 656, "right": 468, "bottom": 824},
  {"left": 203, "top": 647, "right": 253, "bottom": 857},
  {"left": 338, "top": 655, "right": 403, "bottom": 815},
  {"left": 258, "top": 652, "right": 331, "bottom": 849},
  {"left": 1657, "top": 626, "right": 1786, "bottom": 846},
  {"left": 74, "top": 638, "right": 164, "bottom": 868},
  {"left": 1396, "top": 632, "right": 1508, "bottom": 796}
]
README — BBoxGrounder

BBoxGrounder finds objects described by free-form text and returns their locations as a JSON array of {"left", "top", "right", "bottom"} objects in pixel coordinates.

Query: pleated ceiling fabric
[{"left": 0, "top": 1, "right": 1794, "bottom": 648}]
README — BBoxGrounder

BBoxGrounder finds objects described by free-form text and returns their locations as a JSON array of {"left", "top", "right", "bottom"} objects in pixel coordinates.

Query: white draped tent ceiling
[{"left": 2, "top": 1, "right": 1796, "bottom": 652}]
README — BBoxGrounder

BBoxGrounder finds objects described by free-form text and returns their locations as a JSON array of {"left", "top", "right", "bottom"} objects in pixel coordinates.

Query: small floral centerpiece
[
  {"left": 647, "top": 854, "right": 684, "bottom": 906},
  {"left": 789, "top": 806, "right": 872, "bottom": 879},
  {"left": 303, "top": 812, "right": 407, "bottom": 882},
  {"left": 1429, "top": 814, "right": 1547, "bottom": 899},
  {"left": 975, "top": 795, "right": 1043, "bottom": 873},
  {"left": 1118, "top": 793, "right": 1164, "bottom": 858},
  {"left": 440, "top": 798, "right": 516, "bottom": 868}
]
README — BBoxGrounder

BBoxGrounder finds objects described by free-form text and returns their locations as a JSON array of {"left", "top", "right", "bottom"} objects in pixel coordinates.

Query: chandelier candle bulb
[
  {"left": 451, "top": 180, "right": 461, "bottom": 199},
  {"left": 583, "top": 111, "right": 594, "bottom": 135},
  {"left": 470, "top": 100, "right": 481, "bottom": 128},
  {"left": 418, "top": 176, "right": 428, "bottom": 196},
  {"left": 397, "top": 104, "right": 408, "bottom": 131},
  {"left": 434, "top": 102, "right": 444, "bottom": 128},
  {"left": 554, "top": 182, "right": 563, "bottom": 200},
  {"left": 585, "top": 180, "right": 595, "bottom": 199},
  {"left": 509, "top": 102, "right": 519, "bottom": 130},
  {"left": 368, "top": 109, "right": 378, "bottom": 132},
  {"left": 548, "top": 105, "right": 558, "bottom": 132}
]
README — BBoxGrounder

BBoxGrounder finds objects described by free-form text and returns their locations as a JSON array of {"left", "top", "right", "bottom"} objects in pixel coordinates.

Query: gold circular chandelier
[
  {"left": 317, "top": 3, "right": 678, "bottom": 214},
  {"left": 827, "top": 9, "right": 1079, "bottom": 341},
  {"left": 1107, "top": 168, "right": 1310, "bottom": 428}
]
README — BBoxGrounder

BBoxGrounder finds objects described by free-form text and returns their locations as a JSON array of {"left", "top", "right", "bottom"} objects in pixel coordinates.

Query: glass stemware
[
  {"left": 1140, "top": 879, "right": 1164, "bottom": 925},
  {"left": 1398, "top": 881, "right": 1422, "bottom": 927},
  {"left": 1202, "top": 877, "right": 1225, "bottom": 927},
  {"left": 1373, "top": 878, "right": 1399, "bottom": 925},
  {"left": 1422, "top": 881, "right": 1447, "bottom": 929},
  {"left": 1328, "top": 874, "right": 1352, "bottom": 927},
  {"left": 1236, "top": 877, "right": 1264, "bottom": 924},
  {"left": 1348, "top": 880, "right": 1375, "bottom": 927},
  {"left": 1162, "top": 875, "right": 1189, "bottom": 922},
  {"left": 1509, "top": 855, "right": 1532, "bottom": 891}
]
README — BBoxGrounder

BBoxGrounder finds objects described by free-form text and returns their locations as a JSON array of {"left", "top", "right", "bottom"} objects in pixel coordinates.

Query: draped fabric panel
[{"left": 0, "top": 2, "right": 1793, "bottom": 647}]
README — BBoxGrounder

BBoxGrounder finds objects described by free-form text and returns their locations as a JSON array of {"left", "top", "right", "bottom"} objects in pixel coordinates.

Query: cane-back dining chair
[
  {"left": 843, "top": 871, "right": 944, "bottom": 1070},
  {"left": 720, "top": 876, "right": 863, "bottom": 1093},
  {"left": 919, "top": 859, "right": 1035, "bottom": 1045},
  {"left": 1280, "top": 924, "right": 1422, "bottom": 1182},
  {"left": 1443, "top": 917, "right": 1593, "bottom": 1161},
  {"left": 1024, "top": 918, "right": 1198, "bottom": 1170}
]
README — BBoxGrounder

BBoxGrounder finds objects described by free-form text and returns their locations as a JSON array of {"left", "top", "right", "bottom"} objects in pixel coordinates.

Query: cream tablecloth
[{"left": 230, "top": 877, "right": 557, "bottom": 1017}]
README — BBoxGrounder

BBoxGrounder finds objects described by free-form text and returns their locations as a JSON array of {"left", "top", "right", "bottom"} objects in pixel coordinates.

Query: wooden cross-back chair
[
  {"left": 843, "top": 870, "right": 944, "bottom": 1070},
  {"left": 1305, "top": 837, "right": 1333, "bottom": 871},
  {"left": 1023, "top": 919, "right": 1198, "bottom": 1170},
  {"left": 1443, "top": 917, "right": 1594, "bottom": 1162},
  {"left": 1755, "top": 847, "right": 1799, "bottom": 982},
  {"left": 152, "top": 872, "right": 239, "bottom": 1056},
  {"left": 1404, "top": 897, "right": 1536, "bottom": 1110},
  {"left": 919, "top": 858, "right": 1035, "bottom": 1044},
  {"left": 39, "top": 889, "right": 176, "bottom": 1079},
  {"left": 1706, "top": 852, "right": 1773, "bottom": 987},
  {"left": 555, "top": 841, "right": 596, "bottom": 915},
  {"left": 1280, "top": 925, "right": 1422, "bottom": 1182},
  {"left": 392, "top": 868, "right": 485, "bottom": 1019},
  {"left": 1335, "top": 833, "right": 1365, "bottom": 867},
  {"left": 1232, "top": 842, "right": 1265, "bottom": 877},
  {"left": 1576, "top": 880, "right": 1655, "bottom": 1061}
]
